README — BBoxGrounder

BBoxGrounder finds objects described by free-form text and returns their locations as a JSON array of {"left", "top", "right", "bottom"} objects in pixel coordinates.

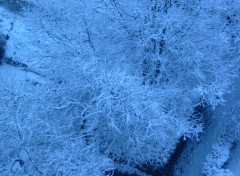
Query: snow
[
  {"left": 226, "top": 141, "right": 240, "bottom": 176},
  {"left": 0, "top": 7, "right": 15, "bottom": 35},
  {"left": 174, "top": 108, "right": 220, "bottom": 176},
  {"left": 223, "top": 81, "right": 240, "bottom": 176},
  {"left": 0, "top": 6, "right": 48, "bottom": 86},
  {"left": 0, "top": 63, "right": 46, "bottom": 85},
  {"left": 1, "top": 1, "right": 240, "bottom": 176},
  {"left": 174, "top": 79, "right": 240, "bottom": 176}
]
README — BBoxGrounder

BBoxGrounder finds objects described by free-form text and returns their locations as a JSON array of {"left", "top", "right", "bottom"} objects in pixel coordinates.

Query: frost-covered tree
[
  {"left": 1, "top": 0, "right": 239, "bottom": 175},
  {"left": 0, "top": 75, "right": 114, "bottom": 175}
]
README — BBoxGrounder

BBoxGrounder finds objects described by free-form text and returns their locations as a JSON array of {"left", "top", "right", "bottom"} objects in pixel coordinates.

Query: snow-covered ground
[
  {"left": 226, "top": 140, "right": 240, "bottom": 176},
  {"left": 223, "top": 80, "right": 240, "bottom": 176},
  {"left": 174, "top": 79, "right": 240, "bottom": 176},
  {"left": 0, "top": 6, "right": 47, "bottom": 85},
  {"left": 0, "top": 63, "right": 46, "bottom": 85}
]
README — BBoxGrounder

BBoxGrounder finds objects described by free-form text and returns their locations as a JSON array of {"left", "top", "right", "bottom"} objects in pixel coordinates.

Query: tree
[{"left": 1, "top": 0, "right": 239, "bottom": 175}]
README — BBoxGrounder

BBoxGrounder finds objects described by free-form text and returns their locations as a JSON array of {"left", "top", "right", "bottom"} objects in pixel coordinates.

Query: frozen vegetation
[{"left": 0, "top": 0, "right": 239, "bottom": 175}]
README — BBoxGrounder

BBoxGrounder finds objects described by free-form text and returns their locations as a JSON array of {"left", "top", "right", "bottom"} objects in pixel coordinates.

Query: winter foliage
[{"left": 0, "top": 0, "right": 240, "bottom": 175}]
